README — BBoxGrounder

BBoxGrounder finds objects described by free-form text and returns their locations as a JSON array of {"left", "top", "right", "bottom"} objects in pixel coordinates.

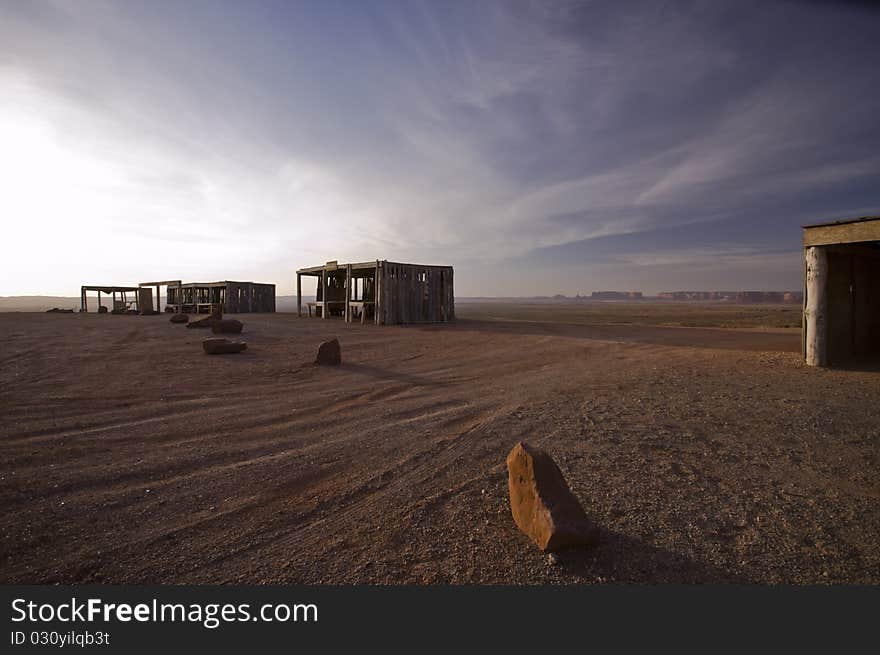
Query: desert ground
[{"left": 1, "top": 302, "right": 878, "bottom": 584}]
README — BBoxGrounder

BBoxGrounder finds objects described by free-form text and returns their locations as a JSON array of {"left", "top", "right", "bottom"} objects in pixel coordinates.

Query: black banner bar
[{"left": 2, "top": 586, "right": 876, "bottom": 652}]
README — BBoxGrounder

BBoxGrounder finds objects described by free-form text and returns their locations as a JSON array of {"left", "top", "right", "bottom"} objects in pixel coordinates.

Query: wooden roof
[
  {"left": 803, "top": 216, "right": 880, "bottom": 247},
  {"left": 296, "top": 260, "right": 453, "bottom": 275},
  {"left": 81, "top": 285, "right": 140, "bottom": 293}
]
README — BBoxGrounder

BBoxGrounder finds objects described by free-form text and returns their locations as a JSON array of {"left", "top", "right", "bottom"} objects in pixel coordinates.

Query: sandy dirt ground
[{"left": 1, "top": 308, "right": 878, "bottom": 584}]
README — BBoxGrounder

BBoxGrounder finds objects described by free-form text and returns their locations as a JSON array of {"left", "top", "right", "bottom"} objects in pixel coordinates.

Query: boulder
[
  {"left": 211, "top": 319, "right": 244, "bottom": 334},
  {"left": 97, "top": 306, "right": 108, "bottom": 314},
  {"left": 186, "top": 308, "right": 222, "bottom": 329},
  {"left": 169, "top": 314, "right": 189, "bottom": 324},
  {"left": 506, "top": 442, "right": 598, "bottom": 552},
  {"left": 315, "top": 337, "right": 341, "bottom": 365},
  {"left": 202, "top": 338, "right": 247, "bottom": 355}
]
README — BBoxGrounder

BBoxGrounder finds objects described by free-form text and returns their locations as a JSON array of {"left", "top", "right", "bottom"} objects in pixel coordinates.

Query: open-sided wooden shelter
[
  {"left": 296, "top": 260, "right": 454, "bottom": 324},
  {"left": 803, "top": 216, "right": 880, "bottom": 366},
  {"left": 80, "top": 285, "right": 141, "bottom": 313}
]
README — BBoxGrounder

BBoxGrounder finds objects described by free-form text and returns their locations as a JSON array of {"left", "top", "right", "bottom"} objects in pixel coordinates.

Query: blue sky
[{"left": 1, "top": 0, "right": 878, "bottom": 296}]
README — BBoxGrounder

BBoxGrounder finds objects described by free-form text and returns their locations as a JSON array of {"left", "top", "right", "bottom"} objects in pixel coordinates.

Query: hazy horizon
[{"left": 2, "top": 0, "right": 879, "bottom": 297}]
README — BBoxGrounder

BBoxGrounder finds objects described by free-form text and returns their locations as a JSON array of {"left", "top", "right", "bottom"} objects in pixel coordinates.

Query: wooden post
[
  {"left": 345, "top": 264, "right": 352, "bottom": 323},
  {"left": 321, "top": 269, "right": 327, "bottom": 319},
  {"left": 97, "top": 290, "right": 101, "bottom": 313},
  {"left": 375, "top": 262, "right": 381, "bottom": 325},
  {"left": 81, "top": 287, "right": 86, "bottom": 312},
  {"left": 805, "top": 246, "right": 828, "bottom": 366},
  {"left": 297, "top": 274, "right": 302, "bottom": 317},
  {"left": 156, "top": 285, "right": 161, "bottom": 313}
]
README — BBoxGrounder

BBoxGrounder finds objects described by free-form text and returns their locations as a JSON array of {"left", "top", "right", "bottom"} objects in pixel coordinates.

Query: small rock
[
  {"left": 169, "top": 314, "right": 189, "bottom": 324},
  {"left": 506, "top": 441, "right": 599, "bottom": 552},
  {"left": 316, "top": 337, "right": 341, "bottom": 365},
  {"left": 547, "top": 553, "right": 560, "bottom": 566},
  {"left": 187, "top": 309, "right": 222, "bottom": 329}
]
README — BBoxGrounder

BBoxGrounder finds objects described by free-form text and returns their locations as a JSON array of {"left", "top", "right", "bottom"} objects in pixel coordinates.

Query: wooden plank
[
  {"left": 448, "top": 268, "right": 454, "bottom": 320},
  {"left": 345, "top": 264, "right": 352, "bottom": 323},
  {"left": 801, "top": 253, "right": 807, "bottom": 359},
  {"left": 376, "top": 262, "right": 383, "bottom": 325},
  {"left": 321, "top": 270, "right": 327, "bottom": 320}
]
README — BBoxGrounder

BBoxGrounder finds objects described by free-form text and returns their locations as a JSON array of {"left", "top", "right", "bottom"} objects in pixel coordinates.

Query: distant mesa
[
  {"left": 657, "top": 291, "right": 803, "bottom": 303},
  {"left": 590, "top": 291, "right": 643, "bottom": 300}
]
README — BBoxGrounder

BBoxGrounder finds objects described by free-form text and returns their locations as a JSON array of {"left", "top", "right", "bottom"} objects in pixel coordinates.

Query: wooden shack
[
  {"left": 802, "top": 216, "right": 880, "bottom": 366},
  {"left": 165, "top": 281, "right": 276, "bottom": 314},
  {"left": 296, "top": 260, "right": 454, "bottom": 324}
]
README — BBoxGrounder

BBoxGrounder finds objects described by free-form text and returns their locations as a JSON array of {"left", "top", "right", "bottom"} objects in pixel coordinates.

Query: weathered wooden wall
[
  {"left": 377, "top": 262, "right": 454, "bottom": 324},
  {"left": 226, "top": 282, "right": 276, "bottom": 313},
  {"left": 826, "top": 248, "right": 880, "bottom": 362}
]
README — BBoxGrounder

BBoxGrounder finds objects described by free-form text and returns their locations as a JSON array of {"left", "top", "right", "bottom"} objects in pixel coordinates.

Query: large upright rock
[
  {"left": 212, "top": 319, "right": 243, "bottom": 334},
  {"left": 202, "top": 338, "right": 247, "bottom": 355},
  {"left": 506, "top": 442, "right": 598, "bottom": 552},
  {"left": 315, "top": 337, "right": 341, "bottom": 365},
  {"left": 187, "top": 308, "right": 222, "bottom": 329}
]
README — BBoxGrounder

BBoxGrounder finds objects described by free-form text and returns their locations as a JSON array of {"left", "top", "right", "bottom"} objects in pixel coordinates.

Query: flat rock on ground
[{"left": 187, "top": 309, "right": 222, "bottom": 329}]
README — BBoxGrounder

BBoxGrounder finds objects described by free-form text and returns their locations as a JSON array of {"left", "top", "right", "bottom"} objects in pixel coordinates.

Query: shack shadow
[
  {"left": 822, "top": 355, "right": 880, "bottom": 373},
  {"left": 407, "top": 319, "right": 801, "bottom": 354}
]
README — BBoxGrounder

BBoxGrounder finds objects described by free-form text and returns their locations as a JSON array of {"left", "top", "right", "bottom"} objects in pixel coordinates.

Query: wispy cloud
[{"left": 1, "top": 0, "right": 878, "bottom": 295}]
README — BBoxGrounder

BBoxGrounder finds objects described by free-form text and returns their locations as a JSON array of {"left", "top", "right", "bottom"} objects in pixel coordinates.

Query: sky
[{"left": 1, "top": 0, "right": 879, "bottom": 297}]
